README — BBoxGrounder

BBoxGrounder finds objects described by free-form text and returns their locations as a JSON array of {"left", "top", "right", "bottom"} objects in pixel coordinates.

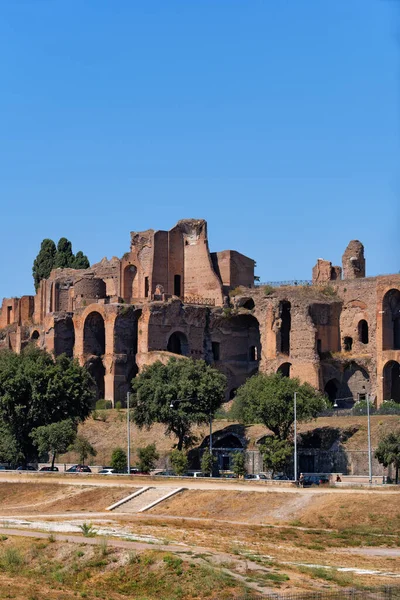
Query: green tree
[
  {"left": 231, "top": 451, "right": 247, "bottom": 478},
  {"left": 68, "top": 435, "right": 97, "bottom": 465},
  {"left": 260, "top": 436, "right": 293, "bottom": 478},
  {"left": 54, "top": 237, "right": 74, "bottom": 268},
  {"left": 32, "top": 239, "right": 57, "bottom": 291},
  {"left": 72, "top": 250, "right": 90, "bottom": 269},
  {"left": 232, "top": 373, "right": 326, "bottom": 441},
  {"left": 375, "top": 431, "right": 400, "bottom": 484},
  {"left": 200, "top": 449, "right": 217, "bottom": 477},
  {"left": 31, "top": 419, "right": 77, "bottom": 469},
  {"left": 137, "top": 444, "right": 159, "bottom": 474},
  {"left": 0, "top": 347, "right": 95, "bottom": 463},
  {"left": 170, "top": 449, "right": 188, "bottom": 475},
  {"left": 110, "top": 447, "right": 127, "bottom": 473},
  {"left": 131, "top": 358, "right": 227, "bottom": 450}
]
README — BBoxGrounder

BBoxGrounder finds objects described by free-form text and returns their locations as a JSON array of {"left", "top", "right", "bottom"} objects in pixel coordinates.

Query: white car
[{"left": 98, "top": 468, "right": 116, "bottom": 475}]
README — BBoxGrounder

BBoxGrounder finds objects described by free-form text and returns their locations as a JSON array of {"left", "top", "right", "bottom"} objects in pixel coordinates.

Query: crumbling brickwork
[{"left": 0, "top": 220, "right": 398, "bottom": 408}]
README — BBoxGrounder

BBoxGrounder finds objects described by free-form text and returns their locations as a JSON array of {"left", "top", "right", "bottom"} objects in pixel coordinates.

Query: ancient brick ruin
[{"left": 1, "top": 219, "right": 399, "bottom": 408}]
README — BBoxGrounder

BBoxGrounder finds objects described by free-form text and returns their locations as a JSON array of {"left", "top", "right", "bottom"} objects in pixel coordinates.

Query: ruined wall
[{"left": 211, "top": 250, "right": 255, "bottom": 291}]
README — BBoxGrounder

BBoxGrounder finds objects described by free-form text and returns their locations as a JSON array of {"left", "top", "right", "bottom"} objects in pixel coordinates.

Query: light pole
[
  {"left": 366, "top": 393, "right": 372, "bottom": 485},
  {"left": 294, "top": 392, "right": 297, "bottom": 483},
  {"left": 126, "top": 391, "right": 131, "bottom": 475}
]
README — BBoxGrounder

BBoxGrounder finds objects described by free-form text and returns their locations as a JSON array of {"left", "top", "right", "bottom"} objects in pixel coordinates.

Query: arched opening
[
  {"left": 229, "top": 388, "right": 237, "bottom": 400},
  {"left": 167, "top": 331, "right": 189, "bottom": 356},
  {"left": 54, "top": 317, "right": 75, "bottom": 358},
  {"left": 277, "top": 362, "right": 292, "bottom": 378},
  {"left": 243, "top": 298, "right": 255, "bottom": 310},
  {"left": 324, "top": 379, "right": 339, "bottom": 403},
  {"left": 382, "top": 289, "right": 400, "bottom": 350},
  {"left": 174, "top": 274, "right": 181, "bottom": 297},
  {"left": 123, "top": 265, "right": 137, "bottom": 302},
  {"left": 358, "top": 320, "right": 369, "bottom": 345},
  {"left": 113, "top": 309, "right": 140, "bottom": 400},
  {"left": 31, "top": 330, "right": 40, "bottom": 340},
  {"left": 83, "top": 312, "right": 105, "bottom": 356},
  {"left": 212, "top": 341, "right": 220, "bottom": 361},
  {"left": 213, "top": 434, "right": 244, "bottom": 449},
  {"left": 343, "top": 336, "right": 353, "bottom": 352},
  {"left": 279, "top": 301, "right": 291, "bottom": 355},
  {"left": 249, "top": 345, "right": 257, "bottom": 361},
  {"left": 383, "top": 361, "right": 400, "bottom": 403},
  {"left": 85, "top": 357, "right": 105, "bottom": 402}
]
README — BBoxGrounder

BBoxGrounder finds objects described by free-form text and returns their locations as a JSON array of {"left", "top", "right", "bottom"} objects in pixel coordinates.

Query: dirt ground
[{"left": 0, "top": 482, "right": 135, "bottom": 515}]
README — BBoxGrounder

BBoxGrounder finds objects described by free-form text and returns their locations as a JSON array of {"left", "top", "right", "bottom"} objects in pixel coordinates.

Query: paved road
[{"left": 0, "top": 473, "right": 397, "bottom": 494}]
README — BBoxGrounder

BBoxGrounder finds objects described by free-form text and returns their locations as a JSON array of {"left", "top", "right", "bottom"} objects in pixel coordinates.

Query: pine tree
[
  {"left": 54, "top": 237, "right": 74, "bottom": 268},
  {"left": 73, "top": 251, "right": 90, "bottom": 269},
  {"left": 32, "top": 239, "right": 57, "bottom": 291}
]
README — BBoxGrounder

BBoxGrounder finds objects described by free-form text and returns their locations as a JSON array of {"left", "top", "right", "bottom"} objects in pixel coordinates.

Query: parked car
[
  {"left": 39, "top": 466, "right": 59, "bottom": 472},
  {"left": 244, "top": 473, "right": 268, "bottom": 480},
  {"left": 220, "top": 473, "right": 238, "bottom": 479},
  {"left": 66, "top": 465, "right": 92, "bottom": 473},
  {"left": 16, "top": 465, "right": 37, "bottom": 471},
  {"left": 303, "top": 475, "right": 329, "bottom": 487},
  {"left": 154, "top": 470, "right": 176, "bottom": 476},
  {"left": 272, "top": 473, "right": 290, "bottom": 481},
  {"left": 183, "top": 471, "right": 207, "bottom": 478},
  {"left": 98, "top": 468, "right": 115, "bottom": 475}
]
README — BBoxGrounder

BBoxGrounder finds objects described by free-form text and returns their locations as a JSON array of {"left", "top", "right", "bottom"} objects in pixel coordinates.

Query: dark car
[
  {"left": 66, "top": 465, "right": 92, "bottom": 473},
  {"left": 154, "top": 470, "right": 176, "bottom": 476},
  {"left": 273, "top": 473, "right": 290, "bottom": 481},
  {"left": 303, "top": 475, "right": 329, "bottom": 487},
  {"left": 39, "top": 466, "right": 59, "bottom": 472}
]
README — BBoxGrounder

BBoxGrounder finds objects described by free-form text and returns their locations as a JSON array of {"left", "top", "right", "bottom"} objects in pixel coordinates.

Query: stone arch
[
  {"left": 85, "top": 357, "right": 105, "bottom": 402},
  {"left": 31, "top": 330, "right": 40, "bottom": 340},
  {"left": 213, "top": 433, "right": 244, "bottom": 449},
  {"left": 358, "top": 320, "right": 369, "bottom": 345},
  {"left": 54, "top": 317, "right": 75, "bottom": 358},
  {"left": 83, "top": 311, "right": 105, "bottom": 356},
  {"left": 324, "top": 379, "right": 340, "bottom": 403},
  {"left": 167, "top": 331, "right": 189, "bottom": 356},
  {"left": 123, "top": 265, "right": 137, "bottom": 303},
  {"left": 277, "top": 362, "right": 292, "bottom": 378},
  {"left": 382, "top": 289, "right": 400, "bottom": 350},
  {"left": 383, "top": 361, "right": 400, "bottom": 403},
  {"left": 279, "top": 300, "right": 291, "bottom": 355},
  {"left": 113, "top": 309, "right": 140, "bottom": 402}
]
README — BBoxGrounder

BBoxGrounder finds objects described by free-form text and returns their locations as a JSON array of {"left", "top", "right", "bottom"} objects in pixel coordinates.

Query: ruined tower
[{"left": 342, "top": 240, "right": 365, "bottom": 280}]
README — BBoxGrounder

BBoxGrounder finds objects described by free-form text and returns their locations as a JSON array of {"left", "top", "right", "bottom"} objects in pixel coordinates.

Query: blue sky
[{"left": 0, "top": 1, "right": 398, "bottom": 299}]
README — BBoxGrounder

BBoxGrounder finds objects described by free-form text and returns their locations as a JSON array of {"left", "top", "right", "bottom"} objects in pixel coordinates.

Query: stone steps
[{"left": 111, "top": 487, "right": 184, "bottom": 513}]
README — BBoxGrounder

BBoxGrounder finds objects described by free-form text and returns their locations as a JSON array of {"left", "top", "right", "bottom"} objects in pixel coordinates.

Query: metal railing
[
  {"left": 182, "top": 295, "right": 216, "bottom": 306},
  {"left": 255, "top": 280, "right": 313, "bottom": 288}
]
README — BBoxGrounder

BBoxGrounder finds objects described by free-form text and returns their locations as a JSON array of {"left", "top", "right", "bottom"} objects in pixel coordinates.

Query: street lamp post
[
  {"left": 366, "top": 393, "right": 373, "bottom": 484},
  {"left": 294, "top": 392, "right": 297, "bottom": 483},
  {"left": 126, "top": 391, "right": 131, "bottom": 475}
]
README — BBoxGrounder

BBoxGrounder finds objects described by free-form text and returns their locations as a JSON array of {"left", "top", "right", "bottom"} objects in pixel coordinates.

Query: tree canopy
[
  {"left": 231, "top": 372, "right": 326, "bottom": 440},
  {"left": 32, "top": 237, "right": 90, "bottom": 290},
  {"left": 130, "top": 358, "right": 227, "bottom": 450},
  {"left": 31, "top": 419, "right": 77, "bottom": 469},
  {"left": 375, "top": 430, "right": 400, "bottom": 484},
  {"left": 0, "top": 347, "right": 95, "bottom": 463},
  {"left": 68, "top": 435, "right": 97, "bottom": 465}
]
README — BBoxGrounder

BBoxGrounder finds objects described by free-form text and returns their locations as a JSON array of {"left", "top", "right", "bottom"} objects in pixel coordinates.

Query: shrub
[
  {"left": 200, "top": 450, "right": 217, "bottom": 476},
  {"left": 137, "top": 444, "right": 159, "bottom": 474},
  {"left": 95, "top": 399, "right": 112, "bottom": 410},
  {"left": 231, "top": 451, "right": 247, "bottom": 477},
  {"left": 263, "top": 285, "right": 274, "bottom": 296},
  {"left": 110, "top": 447, "right": 127, "bottom": 473},
  {"left": 351, "top": 400, "right": 376, "bottom": 416},
  {"left": 377, "top": 400, "right": 400, "bottom": 415},
  {"left": 229, "top": 287, "right": 243, "bottom": 298},
  {"left": 79, "top": 523, "right": 97, "bottom": 537},
  {"left": 170, "top": 449, "right": 188, "bottom": 475},
  {"left": 115, "top": 401, "right": 122, "bottom": 412}
]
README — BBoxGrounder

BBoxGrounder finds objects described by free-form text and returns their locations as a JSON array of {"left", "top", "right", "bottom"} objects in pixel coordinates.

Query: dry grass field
[{"left": 0, "top": 478, "right": 398, "bottom": 598}]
